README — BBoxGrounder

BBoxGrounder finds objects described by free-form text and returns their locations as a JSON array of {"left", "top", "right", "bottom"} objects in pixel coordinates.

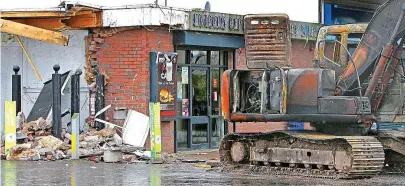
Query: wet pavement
[{"left": 2, "top": 160, "right": 405, "bottom": 186}]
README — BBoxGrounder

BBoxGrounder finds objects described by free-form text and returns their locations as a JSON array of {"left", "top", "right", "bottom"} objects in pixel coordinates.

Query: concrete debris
[
  {"left": 38, "top": 148, "right": 53, "bottom": 156},
  {"left": 95, "top": 128, "right": 116, "bottom": 137},
  {"left": 131, "top": 150, "right": 151, "bottom": 161},
  {"left": 123, "top": 154, "right": 138, "bottom": 163},
  {"left": 30, "top": 153, "right": 41, "bottom": 161},
  {"left": 55, "top": 150, "right": 66, "bottom": 160},
  {"left": 7, "top": 144, "right": 37, "bottom": 160},
  {"left": 16, "top": 112, "right": 26, "bottom": 129},
  {"left": 103, "top": 150, "right": 122, "bottom": 163},
  {"left": 84, "top": 135, "right": 99, "bottom": 142},
  {"left": 38, "top": 136, "right": 64, "bottom": 150},
  {"left": 64, "top": 133, "right": 72, "bottom": 140},
  {"left": 37, "top": 117, "right": 52, "bottom": 130},
  {"left": 34, "top": 130, "right": 52, "bottom": 137},
  {"left": 113, "top": 133, "right": 123, "bottom": 146},
  {"left": 20, "top": 117, "right": 52, "bottom": 137},
  {"left": 7, "top": 113, "right": 149, "bottom": 163}
]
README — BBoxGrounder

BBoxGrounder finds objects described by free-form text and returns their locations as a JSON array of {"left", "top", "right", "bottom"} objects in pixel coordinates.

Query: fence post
[
  {"left": 95, "top": 74, "right": 105, "bottom": 130},
  {"left": 12, "top": 66, "right": 21, "bottom": 115},
  {"left": 52, "top": 64, "right": 62, "bottom": 138},
  {"left": 71, "top": 69, "right": 82, "bottom": 117}
]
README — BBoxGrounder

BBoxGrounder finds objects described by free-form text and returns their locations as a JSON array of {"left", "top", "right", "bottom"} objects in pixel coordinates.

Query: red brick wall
[
  {"left": 291, "top": 40, "right": 316, "bottom": 68},
  {"left": 235, "top": 48, "right": 247, "bottom": 70},
  {"left": 95, "top": 27, "right": 175, "bottom": 153}
]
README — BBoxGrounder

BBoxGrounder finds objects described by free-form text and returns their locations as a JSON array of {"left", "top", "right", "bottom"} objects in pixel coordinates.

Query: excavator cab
[{"left": 313, "top": 23, "right": 368, "bottom": 78}]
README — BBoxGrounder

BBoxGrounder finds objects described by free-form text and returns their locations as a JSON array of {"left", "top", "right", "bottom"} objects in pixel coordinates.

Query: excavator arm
[{"left": 336, "top": 0, "right": 405, "bottom": 99}]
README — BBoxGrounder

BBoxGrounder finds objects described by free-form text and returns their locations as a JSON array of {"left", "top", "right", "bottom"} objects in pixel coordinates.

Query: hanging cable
[{"left": 317, "top": 39, "right": 363, "bottom": 98}]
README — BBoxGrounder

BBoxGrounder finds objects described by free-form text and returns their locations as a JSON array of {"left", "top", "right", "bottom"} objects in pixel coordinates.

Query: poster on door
[
  {"left": 156, "top": 52, "right": 178, "bottom": 121},
  {"left": 182, "top": 99, "right": 189, "bottom": 117},
  {"left": 181, "top": 67, "right": 188, "bottom": 84}
]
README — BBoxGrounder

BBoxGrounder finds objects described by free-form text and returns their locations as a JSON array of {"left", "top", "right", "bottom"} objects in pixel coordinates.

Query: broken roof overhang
[
  {"left": 0, "top": 1, "right": 103, "bottom": 45},
  {"left": 1, "top": 1, "right": 103, "bottom": 31},
  {"left": 0, "top": 18, "right": 69, "bottom": 46}
]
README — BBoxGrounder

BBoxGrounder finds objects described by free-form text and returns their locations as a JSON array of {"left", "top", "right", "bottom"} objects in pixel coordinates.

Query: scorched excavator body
[{"left": 219, "top": 0, "right": 405, "bottom": 179}]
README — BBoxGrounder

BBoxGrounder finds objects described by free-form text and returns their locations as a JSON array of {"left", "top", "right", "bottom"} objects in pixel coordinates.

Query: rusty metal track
[{"left": 219, "top": 131, "right": 385, "bottom": 179}]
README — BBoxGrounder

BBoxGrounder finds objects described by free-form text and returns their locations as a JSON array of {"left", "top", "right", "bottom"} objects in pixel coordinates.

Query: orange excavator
[{"left": 219, "top": 0, "right": 405, "bottom": 179}]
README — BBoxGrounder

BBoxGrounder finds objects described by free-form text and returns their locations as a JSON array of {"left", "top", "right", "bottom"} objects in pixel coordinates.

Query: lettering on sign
[
  {"left": 290, "top": 21, "right": 321, "bottom": 41},
  {"left": 189, "top": 11, "right": 244, "bottom": 34},
  {"left": 188, "top": 11, "right": 322, "bottom": 41}
]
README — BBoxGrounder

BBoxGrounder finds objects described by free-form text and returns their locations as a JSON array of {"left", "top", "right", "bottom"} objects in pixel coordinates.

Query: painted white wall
[
  {"left": 1, "top": 30, "right": 89, "bottom": 133},
  {"left": 0, "top": 0, "right": 320, "bottom": 23}
]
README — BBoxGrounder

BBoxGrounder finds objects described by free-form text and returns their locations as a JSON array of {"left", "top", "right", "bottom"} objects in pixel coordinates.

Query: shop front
[{"left": 173, "top": 11, "right": 244, "bottom": 150}]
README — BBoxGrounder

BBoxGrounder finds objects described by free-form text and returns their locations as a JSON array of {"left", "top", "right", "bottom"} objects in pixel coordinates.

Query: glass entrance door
[
  {"left": 176, "top": 49, "right": 228, "bottom": 151},
  {"left": 190, "top": 67, "right": 210, "bottom": 149}
]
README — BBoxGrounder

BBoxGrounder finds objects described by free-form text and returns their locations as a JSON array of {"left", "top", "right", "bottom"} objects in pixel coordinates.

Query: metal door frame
[
  {"left": 174, "top": 49, "right": 230, "bottom": 151},
  {"left": 189, "top": 66, "right": 211, "bottom": 149}
]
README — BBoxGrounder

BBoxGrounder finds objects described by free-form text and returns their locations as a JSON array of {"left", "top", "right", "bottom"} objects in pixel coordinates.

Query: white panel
[
  {"left": 103, "top": 7, "right": 189, "bottom": 28},
  {"left": 123, "top": 110, "right": 150, "bottom": 147}
]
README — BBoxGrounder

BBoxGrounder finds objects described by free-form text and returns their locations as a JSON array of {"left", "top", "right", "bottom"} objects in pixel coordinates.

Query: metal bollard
[
  {"left": 71, "top": 69, "right": 82, "bottom": 159},
  {"left": 52, "top": 64, "right": 62, "bottom": 138},
  {"left": 71, "top": 113, "right": 80, "bottom": 159},
  {"left": 95, "top": 74, "right": 105, "bottom": 130},
  {"left": 12, "top": 66, "right": 22, "bottom": 115},
  {"left": 71, "top": 69, "right": 82, "bottom": 117}
]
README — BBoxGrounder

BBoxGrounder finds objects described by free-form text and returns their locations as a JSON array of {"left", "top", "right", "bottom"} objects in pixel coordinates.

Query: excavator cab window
[
  {"left": 323, "top": 34, "right": 342, "bottom": 65},
  {"left": 347, "top": 33, "right": 362, "bottom": 62}
]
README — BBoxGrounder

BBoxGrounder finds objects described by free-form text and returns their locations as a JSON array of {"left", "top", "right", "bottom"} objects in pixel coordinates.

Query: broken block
[
  {"left": 93, "top": 38, "right": 104, "bottom": 44},
  {"left": 84, "top": 136, "right": 99, "bottom": 142},
  {"left": 55, "top": 150, "right": 66, "bottom": 160},
  {"left": 113, "top": 134, "right": 123, "bottom": 146},
  {"left": 38, "top": 136, "right": 63, "bottom": 150},
  {"left": 30, "top": 153, "right": 40, "bottom": 161},
  {"left": 103, "top": 150, "right": 122, "bottom": 163},
  {"left": 38, "top": 148, "right": 54, "bottom": 156}
]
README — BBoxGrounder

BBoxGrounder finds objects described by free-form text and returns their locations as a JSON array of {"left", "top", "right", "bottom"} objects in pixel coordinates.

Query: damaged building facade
[
  {"left": 1, "top": 4, "right": 103, "bottom": 136},
  {"left": 1, "top": 2, "right": 323, "bottom": 153}
]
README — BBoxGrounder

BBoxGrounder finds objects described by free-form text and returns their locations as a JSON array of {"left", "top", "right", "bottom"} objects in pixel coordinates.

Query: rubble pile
[
  {"left": 6, "top": 136, "right": 69, "bottom": 161},
  {"left": 2, "top": 115, "right": 150, "bottom": 163},
  {"left": 20, "top": 117, "right": 53, "bottom": 140}
]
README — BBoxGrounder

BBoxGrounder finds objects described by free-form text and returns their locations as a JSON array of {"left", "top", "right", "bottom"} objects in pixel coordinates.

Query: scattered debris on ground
[{"left": 1, "top": 112, "right": 151, "bottom": 163}]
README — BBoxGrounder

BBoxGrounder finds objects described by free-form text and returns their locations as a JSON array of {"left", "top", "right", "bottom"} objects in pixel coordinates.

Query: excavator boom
[{"left": 337, "top": 0, "right": 405, "bottom": 96}]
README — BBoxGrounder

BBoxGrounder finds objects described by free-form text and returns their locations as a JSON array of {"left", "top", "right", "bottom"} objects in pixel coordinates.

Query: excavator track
[{"left": 219, "top": 131, "right": 385, "bottom": 179}]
